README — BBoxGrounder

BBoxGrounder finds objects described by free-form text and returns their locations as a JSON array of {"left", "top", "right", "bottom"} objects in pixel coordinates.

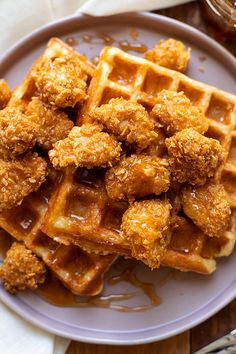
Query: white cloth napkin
[
  {"left": 0, "top": 302, "right": 70, "bottom": 354},
  {"left": 0, "top": 0, "right": 191, "bottom": 353}
]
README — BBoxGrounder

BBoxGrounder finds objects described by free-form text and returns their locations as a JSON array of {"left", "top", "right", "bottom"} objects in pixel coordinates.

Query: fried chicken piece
[
  {"left": 0, "top": 153, "right": 47, "bottom": 212},
  {"left": 0, "top": 106, "right": 39, "bottom": 159},
  {"left": 142, "top": 128, "right": 168, "bottom": 157},
  {"left": 105, "top": 155, "right": 170, "bottom": 202},
  {"left": 0, "top": 79, "right": 11, "bottom": 109},
  {"left": 49, "top": 124, "right": 121, "bottom": 168},
  {"left": 144, "top": 38, "right": 190, "bottom": 72},
  {"left": 91, "top": 98, "right": 157, "bottom": 151},
  {"left": 36, "top": 56, "right": 88, "bottom": 108},
  {"left": 26, "top": 97, "right": 74, "bottom": 150},
  {"left": 166, "top": 129, "right": 225, "bottom": 185},
  {"left": 121, "top": 200, "right": 171, "bottom": 268},
  {"left": 151, "top": 90, "right": 208, "bottom": 136},
  {"left": 182, "top": 182, "right": 231, "bottom": 237},
  {"left": 0, "top": 243, "right": 46, "bottom": 294}
]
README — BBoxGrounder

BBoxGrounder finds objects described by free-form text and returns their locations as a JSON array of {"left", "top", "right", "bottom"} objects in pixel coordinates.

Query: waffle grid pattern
[
  {"left": 80, "top": 47, "right": 236, "bottom": 273},
  {"left": 0, "top": 172, "right": 116, "bottom": 296}
]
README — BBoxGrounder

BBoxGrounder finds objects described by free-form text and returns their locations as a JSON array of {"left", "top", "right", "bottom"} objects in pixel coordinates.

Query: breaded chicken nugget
[
  {"left": 182, "top": 182, "right": 231, "bottom": 237},
  {"left": 36, "top": 56, "right": 88, "bottom": 108},
  {"left": 105, "top": 155, "right": 170, "bottom": 202},
  {"left": 0, "top": 243, "right": 46, "bottom": 294},
  {"left": 26, "top": 97, "right": 74, "bottom": 150},
  {"left": 144, "top": 38, "right": 190, "bottom": 72},
  {"left": 91, "top": 98, "right": 157, "bottom": 151},
  {"left": 0, "top": 153, "right": 47, "bottom": 212},
  {"left": 0, "top": 79, "right": 11, "bottom": 109},
  {"left": 0, "top": 106, "right": 39, "bottom": 159},
  {"left": 121, "top": 199, "right": 171, "bottom": 268},
  {"left": 151, "top": 90, "right": 208, "bottom": 136},
  {"left": 166, "top": 129, "right": 225, "bottom": 185},
  {"left": 49, "top": 124, "right": 121, "bottom": 168}
]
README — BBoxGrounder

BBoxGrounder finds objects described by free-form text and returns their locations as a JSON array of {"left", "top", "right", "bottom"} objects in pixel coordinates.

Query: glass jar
[{"left": 203, "top": 0, "right": 236, "bottom": 39}]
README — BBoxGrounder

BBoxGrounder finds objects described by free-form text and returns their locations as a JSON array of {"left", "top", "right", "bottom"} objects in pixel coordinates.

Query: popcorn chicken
[
  {"left": 121, "top": 199, "right": 171, "bottom": 269},
  {"left": 26, "top": 97, "right": 74, "bottom": 150},
  {"left": 0, "top": 153, "right": 47, "bottom": 212},
  {"left": 36, "top": 56, "right": 88, "bottom": 108},
  {"left": 0, "top": 106, "right": 38, "bottom": 159},
  {"left": 166, "top": 129, "right": 225, "bottom": 185},
  {"left": 91, "top": 98, "right": 157, "bottom": 151},
  {"left": 144, "top": 38, "right": 190, "bottom": 72},
  {"left": 0, "top": 243, "right": 46, "bottom": 294},
  {"left": 182, "top": 182, "right": 231, "bottom": 237},
  {"left": 49, "top": 124, "right": 121, "bottom": 168},
  {"left": 105, "top": 155, "right": 170, "bottom": 202},
  {"left": 151, "top": 90, "right": 208, "bottom": 136}
]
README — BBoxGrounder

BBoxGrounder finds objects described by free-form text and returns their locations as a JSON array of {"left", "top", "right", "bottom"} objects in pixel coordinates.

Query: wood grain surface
[{"left": 67, "top": 2, "right": 236, "bottom": 353}]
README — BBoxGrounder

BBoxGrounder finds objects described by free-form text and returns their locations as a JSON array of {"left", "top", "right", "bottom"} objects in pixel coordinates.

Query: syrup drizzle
[
  {"left": 65, "top": 28, "right": 147, "bottom": 55},
  {"left": 37, "top": 261, "right": 160, "bottom": 312},
  {"left": 108, "top": 264, "right": 160, "bottom": 306},
  {"left": 118, "top": 40, "right": 147, "bottom": 53},
  {"left": 0, "top": 229, "right": 13, "bottom": 258}
]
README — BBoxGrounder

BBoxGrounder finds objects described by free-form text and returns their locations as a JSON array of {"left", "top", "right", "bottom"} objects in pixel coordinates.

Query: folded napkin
[
  {"left": 0, "top": 0, "right": 191, "bottom": 353},
  {"left": 0, "top": 302, "right": 70, "bottom": 354}
]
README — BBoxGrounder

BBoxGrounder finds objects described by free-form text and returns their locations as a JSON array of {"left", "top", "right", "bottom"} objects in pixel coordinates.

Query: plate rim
[{"left": 0, "top": 11, "right": 235, "bottom": 345}]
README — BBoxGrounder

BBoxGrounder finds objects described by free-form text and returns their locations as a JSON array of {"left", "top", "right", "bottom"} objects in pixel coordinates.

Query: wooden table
[{"left": 67, "top": 2, "right": 236, "bottom": 353}]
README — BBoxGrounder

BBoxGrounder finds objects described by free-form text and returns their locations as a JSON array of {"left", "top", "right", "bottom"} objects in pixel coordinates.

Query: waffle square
[{"left": 0, "top": 169, "right": 116, "bottom": 296}]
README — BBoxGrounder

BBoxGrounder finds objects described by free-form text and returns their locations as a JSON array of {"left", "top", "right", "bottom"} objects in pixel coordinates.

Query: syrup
[
  {"left": 64, "top": 30, "right": 147, "bottom": 55},
  {"left": 37, "top": 262, "right": 160, "bottom": 312},
  {"left": 0, "top": 229, "right": 13, "bottom": 258},
  {"left": 118, "top": 40, "right": 147, "bottom": 53},
  {"left": 65, "top": 37, "right": 78, "bottom": 46},
  {"left": 108, "top": 265, "right": 160, "bottom": 306}
]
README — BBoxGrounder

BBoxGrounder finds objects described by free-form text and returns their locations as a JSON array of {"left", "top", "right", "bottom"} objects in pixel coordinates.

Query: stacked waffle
[{"left": 0, "top": 38, "right": 236, "bottom": 298}]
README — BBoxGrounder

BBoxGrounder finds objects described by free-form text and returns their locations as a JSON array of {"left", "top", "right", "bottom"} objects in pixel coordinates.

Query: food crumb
[{"left": 199, "top": 55, "right": 207, "bottom": 62}]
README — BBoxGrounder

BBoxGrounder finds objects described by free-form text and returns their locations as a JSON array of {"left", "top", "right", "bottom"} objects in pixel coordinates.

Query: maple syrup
[{"left": 37, "top": 262, "right": 160, "bottom": 312}]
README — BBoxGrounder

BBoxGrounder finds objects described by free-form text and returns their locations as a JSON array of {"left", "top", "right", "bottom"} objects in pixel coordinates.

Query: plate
[{"left": 0, "top": 12, "right": 236, "bottom": 345}]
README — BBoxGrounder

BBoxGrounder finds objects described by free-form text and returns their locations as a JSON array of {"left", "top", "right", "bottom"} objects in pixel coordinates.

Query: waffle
[
  {"left": 42, "top": 47, "right": 236, "bottom": 274},
  {"left": 8, "top": 37, "right": 95, "bottom": 110},
  {"left": 0, "top": 169, "right": 116, "bottom": 296},
  {"left": 42, "top": 168, "right": 131, "bottom": 255}
]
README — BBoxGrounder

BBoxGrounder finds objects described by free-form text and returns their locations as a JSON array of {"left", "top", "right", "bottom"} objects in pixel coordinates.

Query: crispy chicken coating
[
  {"left": 0, "top": 153, "right": 47, "bottom": 212},
  {"left": 151, "top": 90, "right": 208, "bottom": 136},
  {"left": 144, "top": 38, "right": 190, "bottom": 72},
  {"left": 166, "top": 129, "right": 225, "bottom": 185},
  {"left": 142, "top": 128, "right": 168, "bottom": 157},
  {"left": 105, "top": 155, "right": 170, "bottom": 202},
  {"left": 121, "top": 200, "right": 171, "bottom": 268},
  {"left": 0, "top": 79, "right": 11, "bottom": 109},
  {"left": 49, "top": 124, "right": 121, "bottom": 168},
  {"left": 182, "top": 182, "right": 231, "bottom": 237},
  {"left": 36, "top": 56, "right": 88, "bottom": 108},
  {"left": 0, "top": 243, "right": 46, "bottom": 294},
  {"left": 0, "top": 106, "right": 39, "bottom": 159},
  {"left": 91, "top": 98, "right": 157, "bottom": 151},
  {"left": 26, "top": 97, "right": 74, "bottom": 150}
]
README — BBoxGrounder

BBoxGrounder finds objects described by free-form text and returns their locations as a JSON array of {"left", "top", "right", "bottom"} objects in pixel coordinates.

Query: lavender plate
[{"left": 0, "top": 12, "right": 235, "bottom": 345}]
